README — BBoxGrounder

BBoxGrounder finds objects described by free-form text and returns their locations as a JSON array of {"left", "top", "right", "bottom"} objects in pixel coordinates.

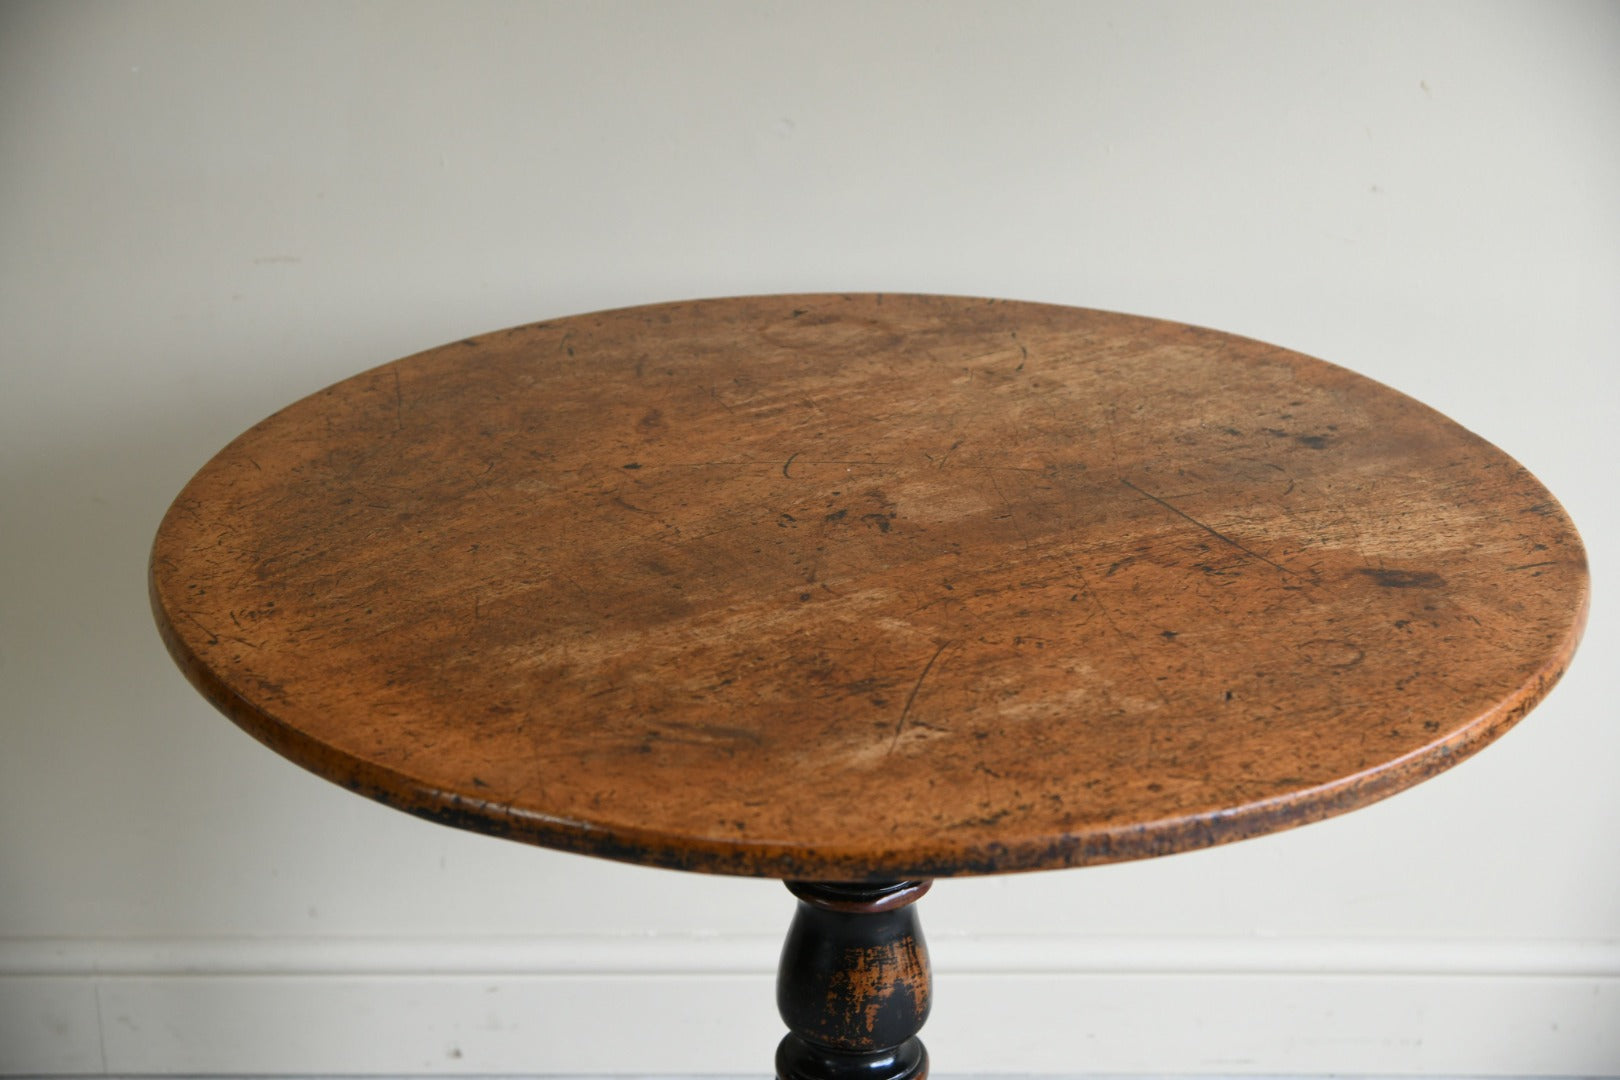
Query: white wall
[{"left": 2, "top": 1, "right": 1616, "bottom": 1075}]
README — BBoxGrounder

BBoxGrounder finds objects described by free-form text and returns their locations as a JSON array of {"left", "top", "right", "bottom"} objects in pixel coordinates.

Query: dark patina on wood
[
  {"left": 150, "top": 294, "right": 1589, "bottom": 881},
  {"left": 777, "top": 881, "right": 932, "bottom": 1080}
]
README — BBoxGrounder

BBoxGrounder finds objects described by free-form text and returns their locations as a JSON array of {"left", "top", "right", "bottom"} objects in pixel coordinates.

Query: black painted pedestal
[{"left": 776, "top": 881, "right": 932, "bottom": 1080}]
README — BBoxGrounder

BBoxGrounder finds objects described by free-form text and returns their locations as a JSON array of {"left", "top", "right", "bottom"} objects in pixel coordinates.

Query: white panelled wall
[{"left": 1, "top": 2, "right": 1616, "bottom": 1075}]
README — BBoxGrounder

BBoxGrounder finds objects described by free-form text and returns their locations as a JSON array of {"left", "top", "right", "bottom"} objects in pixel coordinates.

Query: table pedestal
[{"left": 777, "top": 881, "right": 932, "bottom": 1080}]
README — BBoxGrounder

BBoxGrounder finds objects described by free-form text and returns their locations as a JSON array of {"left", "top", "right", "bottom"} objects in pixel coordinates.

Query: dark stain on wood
[{"left": 1360, "top": 568, "right": 1448, "bottom": 589}]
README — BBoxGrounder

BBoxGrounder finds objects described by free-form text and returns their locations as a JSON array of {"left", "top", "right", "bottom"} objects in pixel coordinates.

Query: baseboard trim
[
  {"left": 6, "top": 933, "right": 1618, "bottom": 978},
  {"left": 4, "top": 936, "right": 1617, "bottom": 1075}
]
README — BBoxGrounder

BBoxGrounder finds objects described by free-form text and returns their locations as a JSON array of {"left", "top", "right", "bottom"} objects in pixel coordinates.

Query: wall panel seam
[{"left": 3, "top": 934, "right": 1616, "bottom": 978}]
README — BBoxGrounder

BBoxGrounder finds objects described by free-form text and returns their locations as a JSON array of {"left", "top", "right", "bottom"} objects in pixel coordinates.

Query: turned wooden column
[{"left": 776, "top": 880, "right": 932, "bottom": 1080}]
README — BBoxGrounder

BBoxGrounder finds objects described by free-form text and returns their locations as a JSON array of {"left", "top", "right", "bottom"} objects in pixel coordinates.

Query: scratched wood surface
[{"left": 150, "top": 294, "right": 1588, "bottom": 880}]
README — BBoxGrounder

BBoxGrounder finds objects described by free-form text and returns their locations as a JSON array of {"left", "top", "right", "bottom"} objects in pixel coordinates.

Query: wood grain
[{"left": 149, "top": 294, "right": 1589, "bottom": 880}]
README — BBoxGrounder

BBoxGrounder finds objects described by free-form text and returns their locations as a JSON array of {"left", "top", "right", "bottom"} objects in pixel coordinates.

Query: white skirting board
[{"left": 2, "top": 935, "right": 1616, "bottom": 1076}]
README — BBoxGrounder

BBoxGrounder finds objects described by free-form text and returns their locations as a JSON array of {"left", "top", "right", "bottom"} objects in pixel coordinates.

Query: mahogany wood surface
[{"left": 150, "top": 294, "right": 1588, "bottom": 881}]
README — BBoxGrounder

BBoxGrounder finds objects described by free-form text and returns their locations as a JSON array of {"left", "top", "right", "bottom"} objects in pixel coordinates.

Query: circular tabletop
[{"left": 151, "top": 295, "right": 1588, "bottom": 881}]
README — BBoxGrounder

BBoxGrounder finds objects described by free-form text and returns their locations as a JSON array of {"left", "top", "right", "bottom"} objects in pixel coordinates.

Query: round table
[{"left": 150, "top": 294, "right": 1588, "bottom": 1079}]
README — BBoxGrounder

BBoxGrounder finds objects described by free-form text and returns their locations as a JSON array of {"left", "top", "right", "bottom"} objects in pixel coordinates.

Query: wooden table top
[{"left": 150, "top": 295, "right": 1588, "bottom": 881}]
